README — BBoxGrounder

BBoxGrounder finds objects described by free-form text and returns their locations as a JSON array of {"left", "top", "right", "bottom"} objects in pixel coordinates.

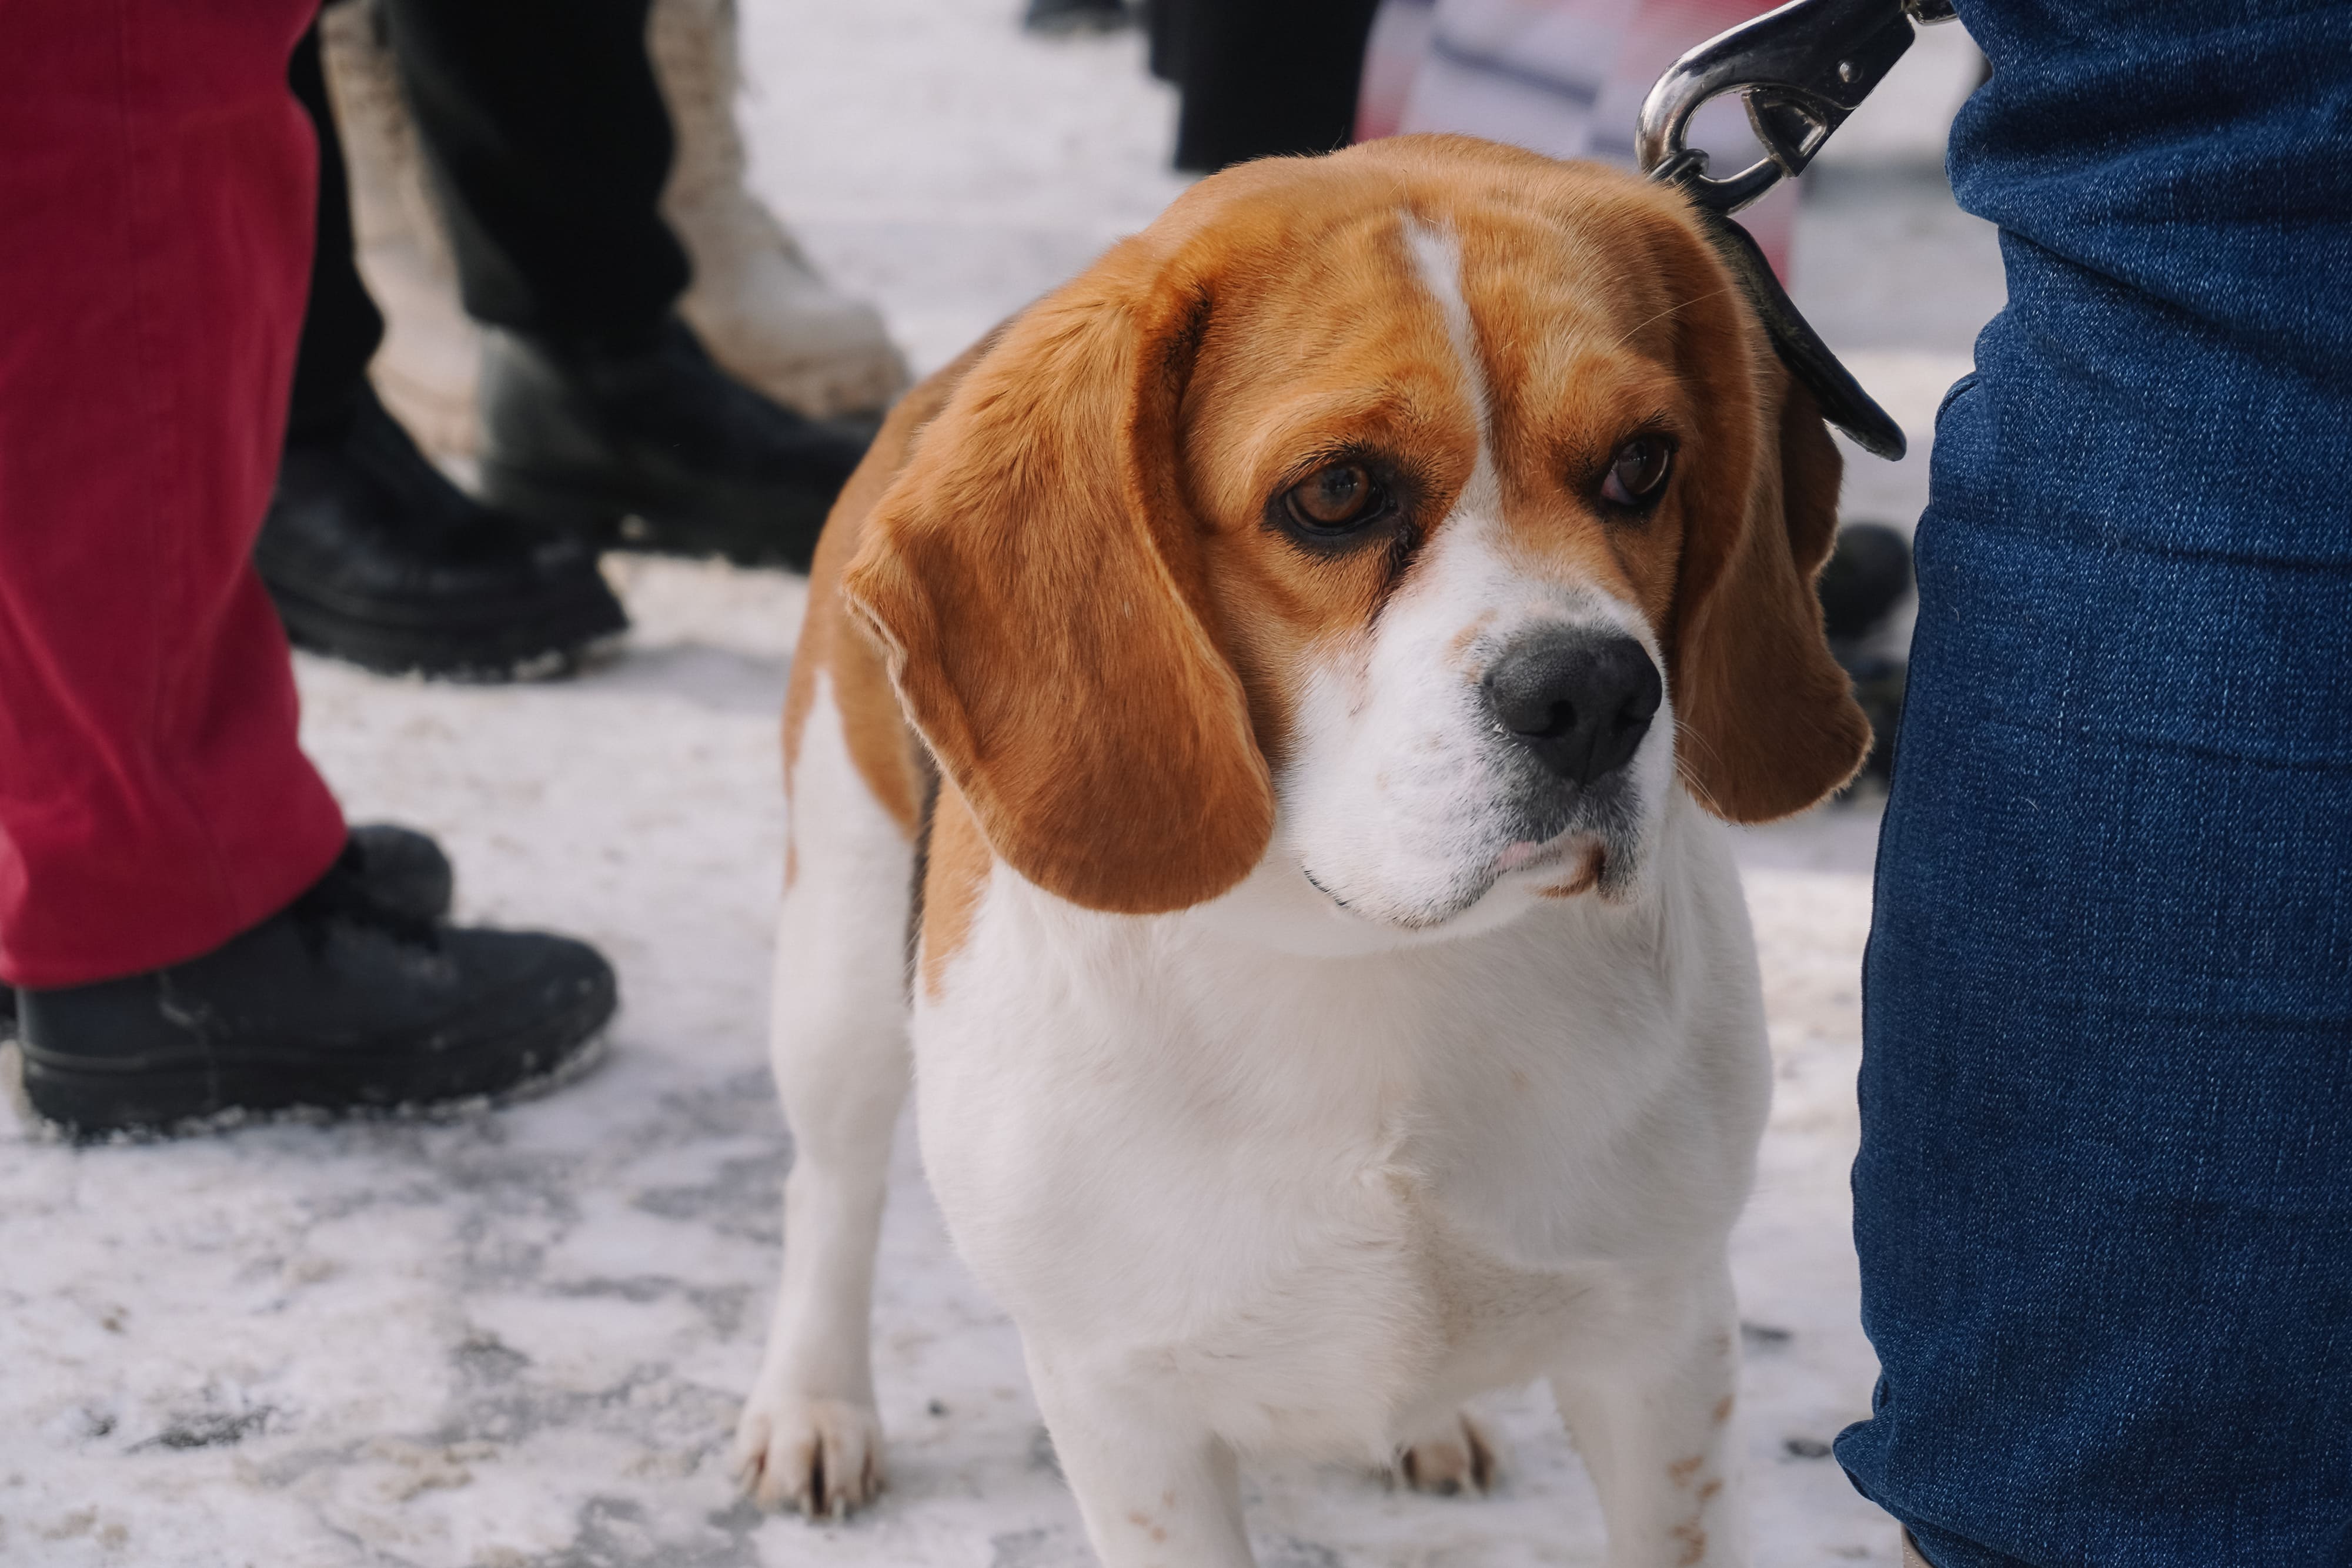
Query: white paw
[
  {"left": 733, "top": 1387, "right": 886, "bottom": 1518},
  {"left": 1392, "top": 1410, "right": 1498, "bottom": 1497}
]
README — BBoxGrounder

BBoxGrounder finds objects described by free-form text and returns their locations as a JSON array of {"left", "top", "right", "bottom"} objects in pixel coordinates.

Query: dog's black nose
[{"left": 1484, "top": 631, "right": 1663, "bottom": 785}]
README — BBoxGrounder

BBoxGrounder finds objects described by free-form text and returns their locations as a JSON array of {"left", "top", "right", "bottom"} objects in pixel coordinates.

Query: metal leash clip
[{"left": 1637, "top": 0, "right": 1957, "bottom": 460}]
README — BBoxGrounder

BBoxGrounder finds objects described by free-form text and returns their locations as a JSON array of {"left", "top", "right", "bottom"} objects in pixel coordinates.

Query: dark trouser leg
[
  {"left": 0, "top": 0, "right": 348, "bottom": 988},
  {"left": 1167, "top": 0, "right": 1382, "bottom": 173},
  {"left": 1838, "top": 3, "right": 2352, "bottom": 1562},
  {"left": 382, "top": 0, "right": 687, "bottom": 347},
  {"left": 286, "top": 11, "right": 387, "bottom": 443}
]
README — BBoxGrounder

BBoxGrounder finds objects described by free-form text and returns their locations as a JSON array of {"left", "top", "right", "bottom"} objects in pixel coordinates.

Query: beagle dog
[{"left": 734, "top": 135, "right": 1869, "bottom": 1568}]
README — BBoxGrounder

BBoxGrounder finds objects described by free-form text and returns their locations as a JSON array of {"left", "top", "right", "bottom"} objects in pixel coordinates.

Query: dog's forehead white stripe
[
  {"left": 1403, "top": 220, "right": 1488, "bottom": 430},
  {"left": 1402, "top": 220, "right": 1499, "bottom": 514}
]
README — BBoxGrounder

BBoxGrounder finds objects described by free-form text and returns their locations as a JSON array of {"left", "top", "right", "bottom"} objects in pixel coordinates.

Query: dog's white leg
[
  {"left": 1028, "top": 1352, "right": 1257, "bottom": 1568},
  {"left": 1549, "top": 1261, "right": 1747, "bottom": 1568},
  {"left": 735, "top": 686, "right": 915, "bottom": 1518}
]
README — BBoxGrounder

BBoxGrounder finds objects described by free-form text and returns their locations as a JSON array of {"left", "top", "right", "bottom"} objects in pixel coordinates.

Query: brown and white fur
[{"left": 733, "top": 136, "right": 1869, "bottom": 1568}]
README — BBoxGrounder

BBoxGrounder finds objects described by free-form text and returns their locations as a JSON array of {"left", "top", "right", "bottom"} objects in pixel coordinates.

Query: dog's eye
[
  {"left": 1284, "top": 463, "right": 1380, "bottom": 533},
  {"left": 1600, "top": 437, "right": 1675, "bottom": 508}
]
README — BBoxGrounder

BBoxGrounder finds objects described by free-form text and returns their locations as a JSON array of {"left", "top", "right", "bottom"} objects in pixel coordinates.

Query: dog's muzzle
[{"left": 1483, "top": 629, "right": 1662, "bottom": 788}]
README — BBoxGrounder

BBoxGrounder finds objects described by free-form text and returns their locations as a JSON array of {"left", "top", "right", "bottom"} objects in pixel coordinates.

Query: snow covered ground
[{"left": 0, "top": 3, "right": 2003, "bottom": 1563}]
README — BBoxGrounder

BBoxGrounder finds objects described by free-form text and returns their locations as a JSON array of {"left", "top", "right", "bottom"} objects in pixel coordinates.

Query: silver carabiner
[
  {"left": 1638, "top": 0, "right": 1956, "bottom": 216},
  {"left": 1633, "top": 0, "right": 1957, "bottom": 459}
]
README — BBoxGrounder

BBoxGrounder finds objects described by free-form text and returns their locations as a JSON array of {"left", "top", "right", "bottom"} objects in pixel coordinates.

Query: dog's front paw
[
  {"left": 1393, "top": 1410, "right": 1498, "bottom": 1497},
  {"left": 733, "top": 1388, "right": 885, "bottom": 1518}
]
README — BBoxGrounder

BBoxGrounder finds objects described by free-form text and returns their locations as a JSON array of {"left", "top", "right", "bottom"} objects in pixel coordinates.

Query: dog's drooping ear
[
  {"left": 1663, "top": 230, "right": 1873, "bottom": 822},
  {"left": 841, "top": 252, "right": 1275, "bottom": 915}
]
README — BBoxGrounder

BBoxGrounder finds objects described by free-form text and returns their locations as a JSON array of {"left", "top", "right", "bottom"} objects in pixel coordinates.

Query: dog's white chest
[{"left": 909, "top": 831, "right": 1766, "bottom": 1458}]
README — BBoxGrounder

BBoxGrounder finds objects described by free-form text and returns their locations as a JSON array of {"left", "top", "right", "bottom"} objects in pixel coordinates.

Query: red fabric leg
[{"left": 0, "top": 0, "right": 348, "bottom": 988}]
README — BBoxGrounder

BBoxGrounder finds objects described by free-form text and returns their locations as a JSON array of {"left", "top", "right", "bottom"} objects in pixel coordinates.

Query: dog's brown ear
[
  {"left": 841, "top": 253, "right": 1274, "bottom": 914},
  {"left": 1668, "top": 281, "right": 1873, "bottom": 821}
]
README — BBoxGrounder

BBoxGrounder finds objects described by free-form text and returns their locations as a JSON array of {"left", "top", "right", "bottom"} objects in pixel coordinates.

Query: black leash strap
[{"left": 1637, "top": 0, "right": 1959, "bottom": 460}]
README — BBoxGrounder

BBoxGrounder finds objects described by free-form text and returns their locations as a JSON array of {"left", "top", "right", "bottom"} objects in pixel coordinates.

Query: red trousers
[{"left": 0, "top": 0, "right": 347, "bottom": 988}]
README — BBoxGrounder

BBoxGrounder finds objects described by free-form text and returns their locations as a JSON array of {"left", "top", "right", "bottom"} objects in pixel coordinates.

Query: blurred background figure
[
  {"left": 1145, "top": 0, "right": 1384, "bottom": 172},
  {"left": 1358, "top": 0, "right": 1798, "bottom": 276},
  {"left": 268, "top": 0, "right": 900, "bottom": 680}
]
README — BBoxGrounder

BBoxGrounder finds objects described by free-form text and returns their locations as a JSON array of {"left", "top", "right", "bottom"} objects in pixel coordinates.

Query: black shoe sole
[
  {"left": 1024, "top": 6, "right": 1132, "bottom": 34},
  {"left": 267, "top": 576, "right": 629, "bottom": 682},
  {"left": 479, "top": 460, "right": 831, "bottom": 571},
  {"left": 17, "top": 967, "right": 616, "bottom": 1142}
]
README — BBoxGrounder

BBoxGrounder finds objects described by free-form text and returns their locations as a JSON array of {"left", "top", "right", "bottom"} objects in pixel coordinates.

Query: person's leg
[
  {"left": 383, "top": 0, "right": 685, "bottom": 348},
  {"left": 286, "top": 12, "right": 388, "bottom": 446},
  {"left": 647, "top": 0, "right": 907, "bottom": 421},
  {"left": 1839, "top": 4, "right": 2352, "bottom": 1563},
  {"left": 373, "top": 0, "right": 868, "bottom": 569},
  {"left": 1168, "top": 0, "right": 1384, "bottom": 172},
  {"left": 0, "top": 0, "right": 347, "bottom": 989},
  {"left": 0, "top": 0, "right": 619, "bottom": 1134},
  {"left": 262, "top": 12, "right": 629, "bottom": 682},
  {"left": 313, "top": 0, "right": 902, "bottom": 452}
]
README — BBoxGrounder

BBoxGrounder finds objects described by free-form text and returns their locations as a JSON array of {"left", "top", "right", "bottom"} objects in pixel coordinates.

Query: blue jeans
[{"left": 1834, "top": 3, "right": 2352, "bottom": 1564}]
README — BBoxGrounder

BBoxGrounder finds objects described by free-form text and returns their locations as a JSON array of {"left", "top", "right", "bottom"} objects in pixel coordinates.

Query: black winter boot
[
  {"left": 1, "top": 824, "right": 453, "bottom": 1045},
  {"left": 1818, "top": 521, "right": 1915, "bottom": 643},
  {"left": 343, "top": 823, "right": 456, "bottom": 924},
  {"left": 1819, "top": 522, "right": 1916, "bottom": 788},
  {"left": 259, "top": 386, "right": 627, "bottom": 679},
  {"left": 477, "top": 317, "right": 870, "bottom": 570},
  {"left": 15, "top": 844, "right": 614, "bottom": 1138}
]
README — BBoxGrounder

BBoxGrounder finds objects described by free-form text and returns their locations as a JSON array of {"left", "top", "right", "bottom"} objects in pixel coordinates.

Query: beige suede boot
[
  {"left": 1903, "top": 1531, "right": 1933, "bottom": 1567},
  {"left": 652, "top": 0, "right": 908, "bottom": 419},
  {"left": 320, "top": 0, "right": 482, "bottom": 458},
  {"left": 319, "top": 0, "right": 907, "bottom": 464}
]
